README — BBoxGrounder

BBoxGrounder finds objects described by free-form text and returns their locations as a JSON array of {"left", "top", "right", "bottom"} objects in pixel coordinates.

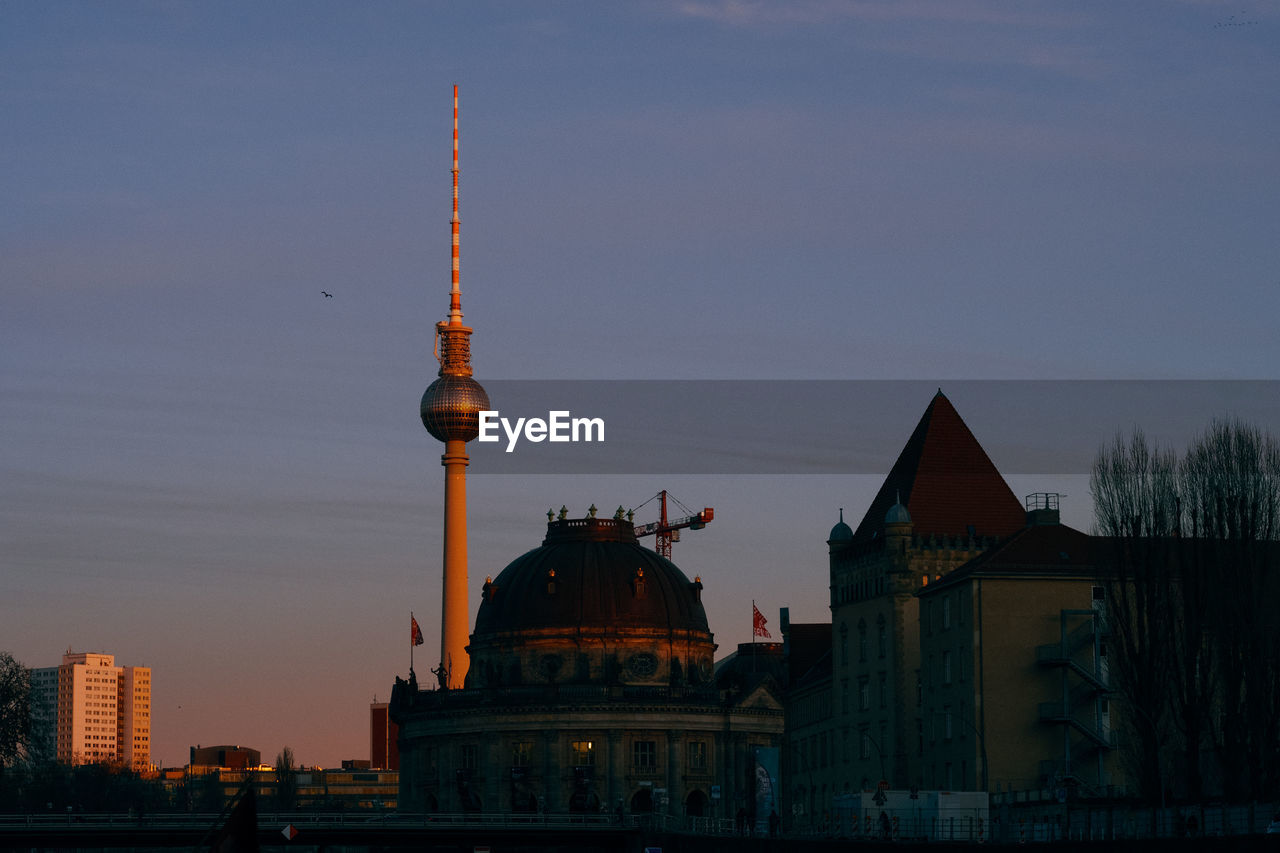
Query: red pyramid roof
[{"left": 853, "top": 391, "right": 1025, "bottom": 542}]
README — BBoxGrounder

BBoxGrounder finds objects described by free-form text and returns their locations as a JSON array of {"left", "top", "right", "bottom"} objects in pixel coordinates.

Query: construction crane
[{"left": 632, "top": 490, "right": 714, "bottom": 559}]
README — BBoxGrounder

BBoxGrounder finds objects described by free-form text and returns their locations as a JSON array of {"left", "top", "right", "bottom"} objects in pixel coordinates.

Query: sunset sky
[{"left": 4, "top": 1, "right": 1278, "bottom": 769}]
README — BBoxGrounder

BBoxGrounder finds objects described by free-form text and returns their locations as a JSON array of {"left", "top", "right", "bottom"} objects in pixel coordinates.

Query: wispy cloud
[
  {"left": 673, "top": 0, "right": 1109, "bottom": 79},
  {"left": 675, "top": 0, "right": 1082, "bottom": 29}
]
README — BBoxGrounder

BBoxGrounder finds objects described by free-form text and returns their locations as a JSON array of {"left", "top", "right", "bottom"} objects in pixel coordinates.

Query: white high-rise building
[{"left": 30, "top": 651, "right": 151, "bottom": 770}]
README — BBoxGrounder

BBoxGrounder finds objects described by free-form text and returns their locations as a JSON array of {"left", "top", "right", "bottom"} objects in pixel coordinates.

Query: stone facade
[{"left": 782, "top": 391, "right": 1029, "bottom": 832}]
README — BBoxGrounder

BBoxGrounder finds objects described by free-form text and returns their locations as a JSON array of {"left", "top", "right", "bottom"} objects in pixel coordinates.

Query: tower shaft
[{"left": 440, "top": 439, "right": 470, "bottom": 688}]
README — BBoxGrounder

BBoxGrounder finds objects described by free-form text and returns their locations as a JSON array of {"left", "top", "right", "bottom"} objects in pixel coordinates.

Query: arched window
[{"left": 858, "top": 620, "right": 867, "bottom": 662}]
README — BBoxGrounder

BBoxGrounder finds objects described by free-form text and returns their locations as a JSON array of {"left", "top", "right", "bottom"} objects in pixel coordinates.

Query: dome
[
  {"left": 420, "top": 374, "right": 490, "bottom": 442},
  {"left": 885, "top": 498, "right": 912, "bottom": 525},
  {"left": 828, "top": 508, "right": 854, "bottom": 542},
  {"left": 474, "top": 516, "right": 709, "bottom": 637}
]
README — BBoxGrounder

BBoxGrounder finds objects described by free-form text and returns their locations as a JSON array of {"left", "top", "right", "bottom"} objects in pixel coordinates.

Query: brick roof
[
  {"left": 957, "top": 523, "right": 1095, "bottom": 575},
  {"left": 853, "top": 391, "right": 1025, "bottom": 542},
  {"left": 916, "top": 523, "right": 1098, "bottom": 595}
]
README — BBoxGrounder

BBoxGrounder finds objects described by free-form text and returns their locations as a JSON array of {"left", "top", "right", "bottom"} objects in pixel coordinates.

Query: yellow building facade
[{"left": 917, "top": 508, "right": 1122, "bottom": 797}]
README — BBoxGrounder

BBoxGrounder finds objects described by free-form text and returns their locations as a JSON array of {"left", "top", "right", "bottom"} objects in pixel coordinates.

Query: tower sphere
[{"left": 420, "top": 374, "right": 490, "bottom": 442}]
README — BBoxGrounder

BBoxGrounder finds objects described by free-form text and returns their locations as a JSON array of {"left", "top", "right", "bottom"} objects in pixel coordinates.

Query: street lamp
[
  {"left": 861, "top": 729, "right": 888, "bottom": 784},
  {"left": 931, "top": 710, "right": 988, "bottom": 792}
]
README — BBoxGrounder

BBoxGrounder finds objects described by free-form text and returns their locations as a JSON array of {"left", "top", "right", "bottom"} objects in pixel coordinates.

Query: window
[
  {"left": 511, "top": 741, "right": 532, "bottom": 767},
  {"left": 860, "top": 729, "right": 871, "bottom": 760},
  {"left": 878, "top": 617, "right": 887, "bottom": 658},
  {"left": 944, "top": 707, "right": 953, "bottom": 741},
  {"left": 632, "top": 740, "right": 656, "bottom": 769},
  {"left": 841, "top": 678, "right": 850, "bottom": 714},
  {"left": 687, "top": 740, "right": 707, "bottom": 770},
  {"left": 859, "top": 678, "right": 870, "bottom": 712},
  {"left": 858, "top": 620, "right": 867, "bottom": 661},
  {"left": 460, "top": 744, "right": 478, "bottom": 770},
  {"left": 840, "top": 623, "right": 849, "bottom": 666},
  {"left": 878, "top": 673, "right": 887, "bottom": 708},
  {"left": 943, "top": 595, "right": 951, "bottom": 630},
  {"left": 571, "top": 740, "right": 595, "bottom": 766},
  {"left": 943, "top": 651, "right": 952, "bottom": 685}
]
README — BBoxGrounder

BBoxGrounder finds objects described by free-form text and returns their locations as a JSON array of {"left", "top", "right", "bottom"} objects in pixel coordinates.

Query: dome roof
[
  {"left": 828, "top": 508, "right": 854, "bottom": 542},
  {"left": 885, "top": 499, "right": 912, "bottom": 525},
  {"left": 473, "top": 516, "right": 710, "bottom": 638}
]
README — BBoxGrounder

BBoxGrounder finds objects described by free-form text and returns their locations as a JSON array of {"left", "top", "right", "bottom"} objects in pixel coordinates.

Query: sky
[{"left": 3, "top": 1, "right": 1278, "bottom": 770}]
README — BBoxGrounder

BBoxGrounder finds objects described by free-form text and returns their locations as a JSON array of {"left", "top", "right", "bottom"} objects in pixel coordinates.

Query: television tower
[{"left": 419, "top": 85, "right": 489, "bottom": 689}]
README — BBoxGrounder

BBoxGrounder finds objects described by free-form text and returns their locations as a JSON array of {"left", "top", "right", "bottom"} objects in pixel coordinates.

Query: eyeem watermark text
[{"left": 478, "top": 410, "right": 605, "bottom": 452}]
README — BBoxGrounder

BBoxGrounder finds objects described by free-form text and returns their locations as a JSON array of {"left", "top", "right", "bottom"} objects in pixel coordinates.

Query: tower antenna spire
[{"left": 448, "top": 83, "right": 462, "bottom": 325}]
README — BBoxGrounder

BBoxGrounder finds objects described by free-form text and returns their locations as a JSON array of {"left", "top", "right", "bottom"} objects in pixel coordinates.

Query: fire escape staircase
[{"left": 1036, "top": 609, "right": 1115, "bottom": 753}]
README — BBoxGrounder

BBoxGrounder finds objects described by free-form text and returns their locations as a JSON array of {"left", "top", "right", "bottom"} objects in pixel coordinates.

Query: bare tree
[
  {"left": 1091, "top": 431, "right": 1181, "bottom": 803},
  {"left": 275, "top": 746, "right": 297, "bottom": 811},
  {"left": 1180, "top": 419, "right": 1280, "bottom": 800},
  {"left": 1093, "top": 421, "right": 1280, "bottom": 803},
  {"left": 0, "top": 652, "right": 31, "bottom": 771}
]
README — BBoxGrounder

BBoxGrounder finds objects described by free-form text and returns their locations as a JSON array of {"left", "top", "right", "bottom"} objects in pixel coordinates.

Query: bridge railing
[{"left": 0, "top": 810, "right": 674, "bottom": 832}]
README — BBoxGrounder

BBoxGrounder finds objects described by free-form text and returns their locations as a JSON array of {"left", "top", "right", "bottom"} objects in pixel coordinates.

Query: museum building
[{"left": 390, "top": 509, "right": 785, "bottom": 818}]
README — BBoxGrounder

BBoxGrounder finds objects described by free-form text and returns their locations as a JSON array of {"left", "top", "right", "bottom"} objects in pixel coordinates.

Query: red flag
[
  {"left": 753, "top": 604, "right": 771, "bottom": 638},
  {"left": 411, "top": 615, "right": 424, "bottom": 647}
]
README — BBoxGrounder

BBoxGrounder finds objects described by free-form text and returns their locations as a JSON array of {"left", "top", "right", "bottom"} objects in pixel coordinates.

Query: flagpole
[
  {"left": 410, "top": 611, "right": 415, "bottom": 674},
  {"left": 752, "top": 600, "right": 756, "bottom": 673}
]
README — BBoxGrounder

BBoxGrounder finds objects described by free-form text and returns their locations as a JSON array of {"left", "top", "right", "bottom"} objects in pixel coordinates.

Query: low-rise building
[{"left": 917, "top": 500, "right": 1122, "bottom": 797}]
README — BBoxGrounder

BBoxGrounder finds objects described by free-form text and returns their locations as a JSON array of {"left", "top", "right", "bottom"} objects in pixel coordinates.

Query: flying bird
[
  {"left": 321, "top": 291, "right": 333, "bottom": 298},
  {"left": 1214, "top": 12, "right": 1257, "bottom": 27}
]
